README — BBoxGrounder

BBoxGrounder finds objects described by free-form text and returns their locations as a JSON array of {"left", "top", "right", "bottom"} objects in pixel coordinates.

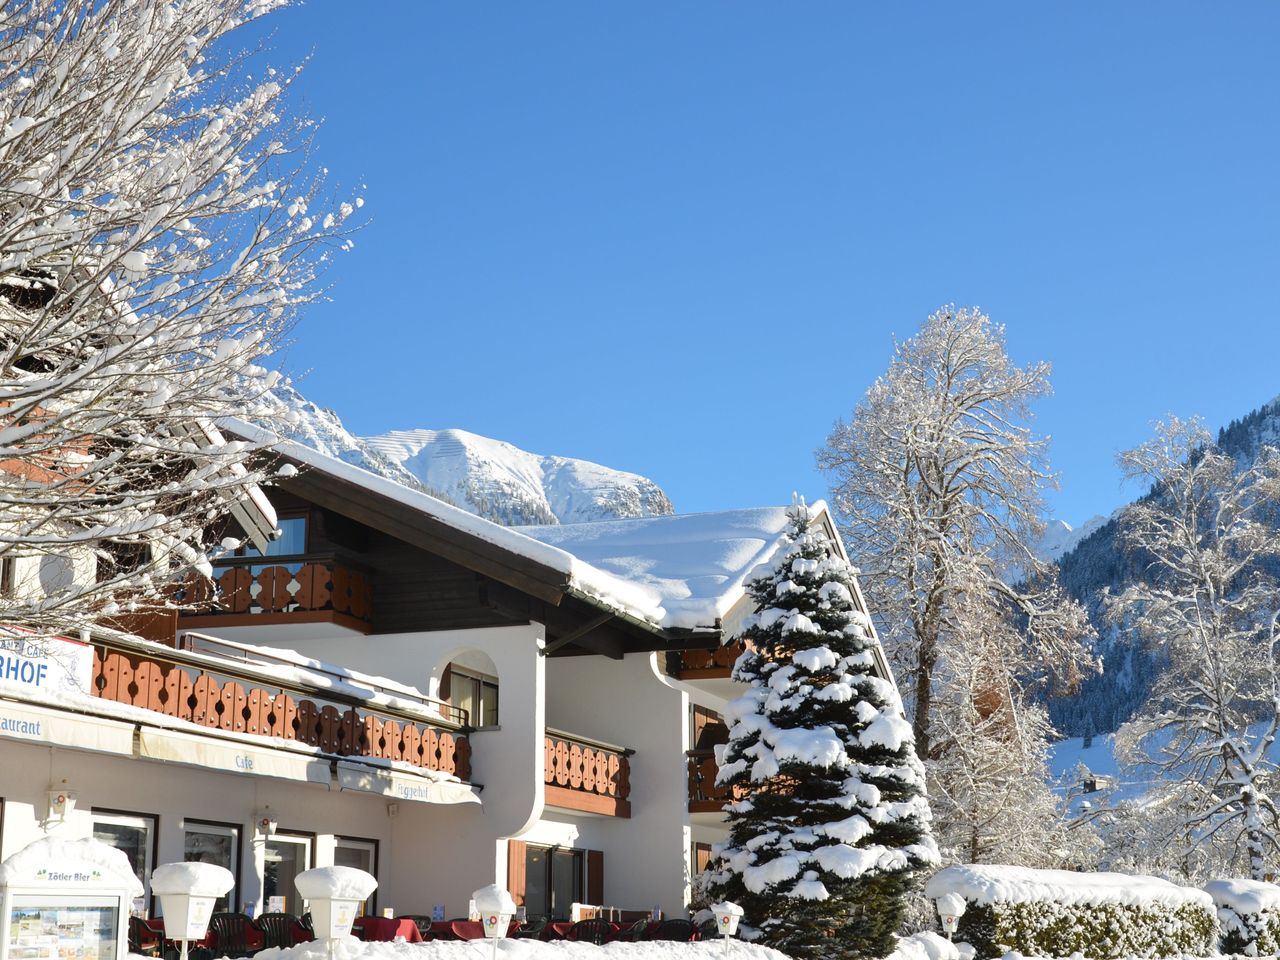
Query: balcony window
[
  {"left": 445, "top": 665, "right": 498, "bottom": 728},
  {"left": 222, "top": 515, "right": 308, "bottom": 572}
]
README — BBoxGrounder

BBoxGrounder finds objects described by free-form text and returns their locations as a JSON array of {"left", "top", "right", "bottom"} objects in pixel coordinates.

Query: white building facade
[{"left": 0, "top": 430, "right": 887, "bottom": 924}]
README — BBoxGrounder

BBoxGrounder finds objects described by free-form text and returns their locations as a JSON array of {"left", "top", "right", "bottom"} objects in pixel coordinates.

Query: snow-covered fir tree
[{"left": 706, "top": 503, "right": 938, "bottom": 960}]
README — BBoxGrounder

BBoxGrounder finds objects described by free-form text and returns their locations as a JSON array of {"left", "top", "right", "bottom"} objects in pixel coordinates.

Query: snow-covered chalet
[{"left": 0, "top": 423, "right": 892, "bottom": 922}]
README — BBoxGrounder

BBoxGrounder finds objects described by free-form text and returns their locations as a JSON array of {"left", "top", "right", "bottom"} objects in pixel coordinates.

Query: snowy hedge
[
  {"left": 1205, "top": 879, "right": 1280, "bottom": 956},
  {"left": 924, "top": 865, "right": 1217, "bottom": 960}
]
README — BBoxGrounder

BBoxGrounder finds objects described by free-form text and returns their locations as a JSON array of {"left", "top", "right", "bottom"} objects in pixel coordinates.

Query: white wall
[
  {"left": 540, "top": 652, "right": 691, "bottom": 915},
  {"left": 0, "top": 737, "right": 486, "bottom": 917},
  {"left": 279, "top": 623, "right": 548, "bottom": 905}
]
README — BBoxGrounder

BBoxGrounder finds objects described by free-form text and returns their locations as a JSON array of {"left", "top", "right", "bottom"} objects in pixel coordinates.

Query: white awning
[
  {"left": 0, "top": 700, "right": 135, "bottom": 756},
  {"left": 138, "top": 727, "right": 331, "bottom": 787},
  {"left": 336, "top": 760, "right": 481, "bottom": 806}
]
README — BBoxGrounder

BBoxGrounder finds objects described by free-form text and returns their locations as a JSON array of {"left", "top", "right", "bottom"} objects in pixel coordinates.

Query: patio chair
[
  {"left": 647, "top": 918, "right": 699, "bottom": 942},
  {"left": 566, "top": 919, "right": 614, "bottom": 945},
  {"left": 208, "top": 912, "right": 258, "bottom": 957},
  {"left": 697, "top": 918, "right": 721, "bottom": 941},
  {"left": 129, "top": 917, "right": 162, "bottom": 958},
  {"left": 513, "top": 916, "right": 548, "bottom": 940},
  {"left": 253, "top": 913, "right": 306, "bottom": 950},
  {"left": 615, "top": 918, "right": 652, "bottom": 942}
]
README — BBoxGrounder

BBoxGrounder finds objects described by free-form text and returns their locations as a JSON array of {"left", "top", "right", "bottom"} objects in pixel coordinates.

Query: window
[
  {"left": 0, "top": 557, "right": 13, "bottom": 597},
  {"left": 263, "top": 834, "right": 312, "bottom": 915},
  {"left": 91, "top": 809, "right": 157, "bottom": 912},
  {"left": 183, "top": 820, "right": 241, "bottom": 912},
  {"left": 522, "top": 845, "right": 582, "bottom": 920},
  {"left": 445, "top": 666, "right": 498, "bottom": 727},
  {"left": 235, "top": 516, "right": 307, "bottom": 560},
  {"left": 333, "top": 837, "right": 378, "bottom": 915}
]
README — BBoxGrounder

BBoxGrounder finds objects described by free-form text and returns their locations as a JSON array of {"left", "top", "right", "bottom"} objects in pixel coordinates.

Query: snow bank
[
  {"left": 1203, "top": 878, "right": 1280, "bottom": 915},
  {"left": 252, "top": 938, "right": 791, "bottom": 960},
  {"left": 294, "top": 866, "right": 377, "bottom": 900},
  {"left": 0, "top": 836, "right": 142, "bottom": 895},
  {"left": 884, "top": 933, "right": 960, "bottom": 960},
  {"left": 151, "top": 862, "right": 234, "bottom": 896},
  {"left": 925, "top": 865, "right": 1212, "bottom": 910}
]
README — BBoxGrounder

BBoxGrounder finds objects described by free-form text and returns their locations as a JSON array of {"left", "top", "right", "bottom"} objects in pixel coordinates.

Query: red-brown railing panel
[
  {"left": 544, "top": 732, "right": 630, "bottom": 811},
  {"left": 89, "top": 642, "right": 471, "bottom": 782}
]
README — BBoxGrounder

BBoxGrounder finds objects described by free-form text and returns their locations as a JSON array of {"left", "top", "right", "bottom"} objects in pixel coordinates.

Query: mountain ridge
[{"left": 252, "top": 384, "right": 675, "bottom": 527}]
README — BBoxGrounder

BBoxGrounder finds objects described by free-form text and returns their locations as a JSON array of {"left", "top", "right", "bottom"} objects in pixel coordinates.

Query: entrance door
[
  {"left": 263, "top": 834, "right": 312, "bottom": 914},
  {"left": 333, "top": 838, "right": 378, "bottom": 915}
]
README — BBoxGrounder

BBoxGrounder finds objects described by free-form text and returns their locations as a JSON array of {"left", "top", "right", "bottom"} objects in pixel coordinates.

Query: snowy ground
[
  {"left": 147, "top": 931, "right": 961, "bottom": 960},
  {"left": 128, "top": 935, "right": 1250, "bottom": 960},
  {"left": 247, "top": 938, "right": 790, "bottom": 960}
]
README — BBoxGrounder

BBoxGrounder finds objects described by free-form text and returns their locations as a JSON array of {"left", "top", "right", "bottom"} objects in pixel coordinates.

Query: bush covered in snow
[
  {"left": 1205, "top": 878, "right": 1280, "bottom": 956},
  {"left": 925, "top": 865, "right": 1216, "bottom": 959}
]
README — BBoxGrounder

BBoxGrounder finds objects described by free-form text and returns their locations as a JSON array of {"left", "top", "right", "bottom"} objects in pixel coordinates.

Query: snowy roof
[
  {"left": 515, "top": 507, "right": 802, "bottom": 631},
  {"left": 226, "top": 419, "right": 832, "bottom": 633}
]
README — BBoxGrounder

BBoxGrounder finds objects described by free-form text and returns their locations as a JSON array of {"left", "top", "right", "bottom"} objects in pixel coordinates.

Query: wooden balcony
[
  {"left": 90, "top": 635, "right": 470, "bottom": 780},
  {"left": 178, "top": 554, "right": 373, "bottom": 634},
  {"left": 675, "top": 639, "right": 751, "bottom": 680},
  {"left": 544, "top": 729, "right": 632, "bottom": 818},
  {"left": 687, "top": 748, "right": 749, "bottom": 814}
]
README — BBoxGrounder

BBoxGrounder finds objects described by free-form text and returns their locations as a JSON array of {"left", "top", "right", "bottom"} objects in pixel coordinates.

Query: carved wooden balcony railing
[
  {"left": 91, "top": 635, "right": 470, "bottom": 781},
  {"left": 178, "top": 554, "right": 373, "bottom": 633},
  {"left": 675, "top": 639, "right": 752, "bottom": 679},
  {"left": 544, "top": 729, "right": 632, "bottom": 818},
  {"left": 687, "top": 748, "right": 749, "bottom": 814}
]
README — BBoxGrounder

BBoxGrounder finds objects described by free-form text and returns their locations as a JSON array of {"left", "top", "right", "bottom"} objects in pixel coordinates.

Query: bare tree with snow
[
  {"left": 817, "top": 306, "right": 1096, "bottom": 864},
  {"left": 0, "top": 0, "right": 357, "bottom": 636},
  {"left": 1109, "top": 416, "right": 1280, "bottom": 881}
]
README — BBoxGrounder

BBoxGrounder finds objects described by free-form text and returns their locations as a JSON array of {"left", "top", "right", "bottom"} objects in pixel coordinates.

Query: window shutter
[
  {"left": 439, "top": 664, "right": 453, "bottom": 702},
  {"left": 507, "top": 840, "right": 527, "bottom": 907},
  {"left": 586, "top": 849, "right": 604, "bottom": 905},
  {"left": 693, "top": 842, "right": 712, "bottom": 875}
]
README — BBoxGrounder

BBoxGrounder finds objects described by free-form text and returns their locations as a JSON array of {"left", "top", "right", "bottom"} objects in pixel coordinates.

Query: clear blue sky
[{"left": 253, "top": 3, "right": 1280, "bottom": 526}]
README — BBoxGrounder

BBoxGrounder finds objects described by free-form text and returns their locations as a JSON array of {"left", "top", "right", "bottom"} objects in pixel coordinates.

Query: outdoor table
[
  {"left": 547, "top": 922, "right": 573, "bottom": 940},
  {"left": 354, "top": 918, "right": 424, "bottom": 942}
]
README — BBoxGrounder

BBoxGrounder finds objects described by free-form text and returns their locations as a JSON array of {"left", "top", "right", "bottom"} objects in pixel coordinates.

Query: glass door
[
  {"left": 183, "top": 821, "right": 241, "bottom": 912},
  {"left": 333, "top": 838, "right": 378, "bottom": 915},
  {"left": 263, "top": 834, "right": 312, "bottom": 915}
]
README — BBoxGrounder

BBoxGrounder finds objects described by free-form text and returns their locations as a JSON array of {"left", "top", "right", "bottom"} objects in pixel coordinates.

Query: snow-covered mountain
[
  {"left": 1035, "top": 516, "right": 1108, "bottom": 565},
  {"left": 1047, "top": 394, "right": 1280, "bottom": 738},
  {"left": 363, "top": 428, "right": 675, "bottom": 526},
  {"left": 251, "top": 385, "right": 435, "bottom": 493},
  {"left": 251, "top": 385, "right": 675, "bottom": 527}
]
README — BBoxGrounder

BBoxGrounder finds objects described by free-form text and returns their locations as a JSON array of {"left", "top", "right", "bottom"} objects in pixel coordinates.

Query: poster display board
[
  {"left": 0, "top": 838, "right": 138, "bottom": 960},
  {"left": 6, "top": 897, "right": 119, "bottom": 960}
]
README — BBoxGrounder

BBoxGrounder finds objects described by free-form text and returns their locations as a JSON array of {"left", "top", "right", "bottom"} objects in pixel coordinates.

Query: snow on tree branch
[{"left": 0, "top": 0, "right": 358, "bottom": 635}]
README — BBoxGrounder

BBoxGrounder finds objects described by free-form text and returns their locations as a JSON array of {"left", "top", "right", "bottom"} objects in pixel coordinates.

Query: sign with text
[{"left": 0, "top": 635, "right": 93, "bottom": 698}]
